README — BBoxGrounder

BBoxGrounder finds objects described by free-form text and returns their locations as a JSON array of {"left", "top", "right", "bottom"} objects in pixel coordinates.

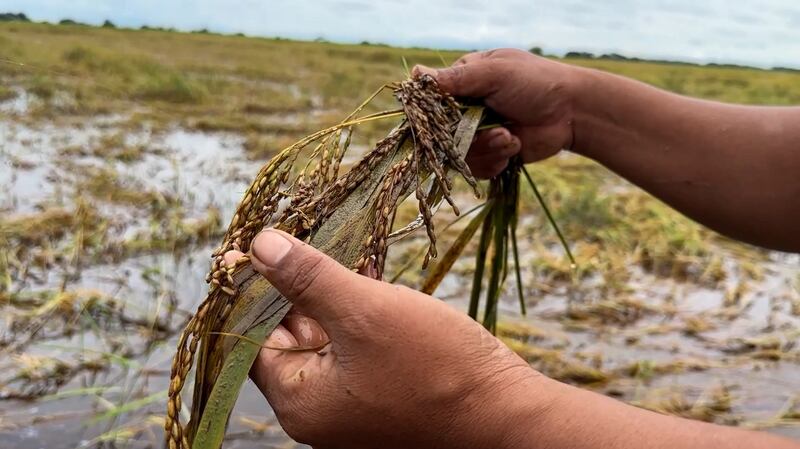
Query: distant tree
[
  {"left": 706, "top": 62, "right": 749, "bottom": 69},
  {"left": 0, "top": 12, "right": 30, "bottom": 22},
  {"left": 102, "top": 19, "right": 116, "bottom": 28},
  {"left": 140, "top": 25, "right": 170, "bottom": 31},
  {"left": 565, "top": 51, "right": 595, "bottom": 59},
  {"left": 59, "top": 18, "right": 87, "bottom": 26},
  {"left": 597, "top": 53, "right": 631, "bottom": 61},
  {"left": 193, "top": 28, "right": 210, "bottom": 34},
  {"left": 529, "top": 46, "right": 543, "bottom": 56}
]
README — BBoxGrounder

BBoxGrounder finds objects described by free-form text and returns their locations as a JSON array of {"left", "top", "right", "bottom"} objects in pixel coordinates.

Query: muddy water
[
  {"left": 1, "top": 111, "right": 297, "bottom": 448},
  {"left": 1, "top": 93, "right": 799, "bottom": 448}
]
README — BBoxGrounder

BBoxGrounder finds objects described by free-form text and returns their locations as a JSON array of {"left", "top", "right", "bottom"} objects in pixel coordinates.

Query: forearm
[
  {"left": 569, "top": 67, "right": 800, "bottom": 252},
  {"left": 510, "top": 377, "right": 799, "bottom": 449}
]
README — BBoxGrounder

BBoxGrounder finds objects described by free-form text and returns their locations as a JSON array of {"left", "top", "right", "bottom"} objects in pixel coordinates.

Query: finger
[
  {"left": 223, "top": 250, "right": 245, "bottom": 267},
  {"left": 468, "top": 129, "right": 521, "bottom": 160},
  {"left": 264, "top": 324, "right": 298, "bottom": 349},
  {"left": 469, "top": 157, "right": 512, "bottom": 178},
  {"left": 357, "top": 255, "right": 379, "bottom": 280},
  {"left": 282, "top": 312, "right": 329, "bottom": 347},
  {"left": 251, "top": 324, "right": 311, "bottom": 397},
  {"left": 413, "top": 62, "right": 497, "bottom": 98},
  {"left": 452, "top": 51, "right": 485, "bottom": 66},
  {"left": 249, "top": 228, "right": 377, "bottom": 328},
  {"left": 509, "top": 125, "right": 563, "bottom": 163},
  {"left": 469, "top": 127, "right": 516, "bottom": 158},
  {"left": 466, "top": 130, "right": 521, "bottom": 178}
]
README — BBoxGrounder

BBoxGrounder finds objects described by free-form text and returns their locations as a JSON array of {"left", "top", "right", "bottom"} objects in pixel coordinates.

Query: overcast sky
[{"left": 5, "top": 0, "right": 800, "bottom": 68}]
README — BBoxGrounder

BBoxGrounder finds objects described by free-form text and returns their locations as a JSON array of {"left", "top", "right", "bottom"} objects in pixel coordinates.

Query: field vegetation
[{"left": 1, "top": 19, "right": 799, "bottom": 448}]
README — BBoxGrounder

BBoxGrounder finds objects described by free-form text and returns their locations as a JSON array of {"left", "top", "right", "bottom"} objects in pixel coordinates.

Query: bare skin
[
  {"left": 227, "top": 49, "right": 800, "bottom": 448},
  {"left": 228, "top": 230, "right": 797, "bottom": 449},
  {"left": 417, "top": 49, "right": 800, "bottom": 252}
]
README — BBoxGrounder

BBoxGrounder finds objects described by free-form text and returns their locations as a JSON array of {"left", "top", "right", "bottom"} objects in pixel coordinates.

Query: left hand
[{"left": 223, "top": 229, "right": 551, "bottom": 449}]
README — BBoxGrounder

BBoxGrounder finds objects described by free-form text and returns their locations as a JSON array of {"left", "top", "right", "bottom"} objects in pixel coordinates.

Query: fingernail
[
  {"left": 251, "top": 230, "right": 293, "bottom": 268},
  {"left": 506, "top": 135, "right": 522, "bottom": 152},
  {"left": 413, "top": 64, "right": 437, "bottom": 78},
  {"left": 357, "top": 256, "right": 380, "bottom": 280},
  {"left": 223, "top": 250, "right": 244, "bottom": 267},
  {"left": 489, "top": 132, "right": 510, "bottom": 149}
]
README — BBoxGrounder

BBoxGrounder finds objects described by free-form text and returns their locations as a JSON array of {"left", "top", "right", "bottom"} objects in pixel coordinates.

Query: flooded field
[{"left": 2, "top": 21, "right": 800, "bottom": 448}]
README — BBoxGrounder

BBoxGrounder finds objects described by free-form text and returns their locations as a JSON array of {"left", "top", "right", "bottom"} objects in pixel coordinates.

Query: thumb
[
  {"left": 413, "top": 64, "right": 496, "bottom": 98},
  {"left": 249, "top": 229, "right": 370, "bottom": 327}
]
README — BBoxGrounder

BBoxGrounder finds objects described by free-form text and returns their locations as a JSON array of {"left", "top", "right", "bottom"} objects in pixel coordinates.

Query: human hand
[
  {"left": 224, "top": 229, "right": 552, "bottom": 449},
  {"left": 414, "top": 48, "right": 581, "bottom": 178}
]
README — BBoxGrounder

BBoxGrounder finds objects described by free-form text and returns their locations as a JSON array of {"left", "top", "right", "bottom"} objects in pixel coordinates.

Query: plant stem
[{"left": 522, "top": 165, "right": 576, "bottom": 270}]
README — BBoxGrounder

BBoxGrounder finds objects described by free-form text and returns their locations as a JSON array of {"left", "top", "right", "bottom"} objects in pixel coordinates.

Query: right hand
[{"left": 414, "top": 49, "right": 581, "bottom": 178}]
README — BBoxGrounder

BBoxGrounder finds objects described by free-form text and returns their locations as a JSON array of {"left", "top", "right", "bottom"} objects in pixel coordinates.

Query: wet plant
[
  {"left": 165, "top": 75, "right": 575, "bottom": 449},
  {"left": 421, "top": 158, "right": 575, "bottom": 333}
]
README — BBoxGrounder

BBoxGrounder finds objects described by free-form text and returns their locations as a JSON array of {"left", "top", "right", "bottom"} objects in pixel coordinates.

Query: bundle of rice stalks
[{"left": 165, "top": 74, "right": 572, "bottom": 449}]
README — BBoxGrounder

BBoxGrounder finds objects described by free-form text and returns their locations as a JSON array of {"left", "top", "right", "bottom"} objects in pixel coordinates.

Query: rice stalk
[
  {"left": 165, "top": 74, "right": 572, "bottom": 449},
  {"left": 425, "top": 158, "right": 576, "bottom": 332},
  {"left": 166, "top": 75, "right": 484, "bottom": 449}
]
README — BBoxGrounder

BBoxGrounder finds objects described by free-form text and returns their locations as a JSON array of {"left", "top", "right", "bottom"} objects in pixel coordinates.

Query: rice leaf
[
  {"left": 510, "top": 218, "right": 526, "bottom": 316},
  {"left": 401, "top": 56, "right": 411, "bottom": 77},
  {"left": 522, "top": 165, "right": 576, "bottom": 270},
  {"left": 421, "top": 202, "right": 492, "bottom": 294},
  {"left": 192, "top": 306, "right": 288, "bottom": 449},
  {"left": 469, "top": 204, "right": 494, "bottom": 319}
]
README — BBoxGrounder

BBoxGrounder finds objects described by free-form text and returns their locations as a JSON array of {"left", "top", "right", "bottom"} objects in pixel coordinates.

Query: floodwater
[{"left": 1, "top": 90, "right": 799, "bottom": 448}]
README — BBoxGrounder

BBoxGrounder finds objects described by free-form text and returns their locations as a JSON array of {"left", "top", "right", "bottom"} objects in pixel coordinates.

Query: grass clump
[
  {"left": 0, "top": 85, "right": 16, "bottom": 101},
  {"left": 26, "top": 74, "right": 56, "bottom": 100},
  {"left": 77, "top": 166, "right": 168, "bottom": 206},
  {"left": 133, "top": 71, "right": 206, "bottom": 103}
]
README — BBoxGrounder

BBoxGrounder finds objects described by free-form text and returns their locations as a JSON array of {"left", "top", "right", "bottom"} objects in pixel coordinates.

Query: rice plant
[{"left": 165, "top": 74, "right": 573, "bottom": 449}]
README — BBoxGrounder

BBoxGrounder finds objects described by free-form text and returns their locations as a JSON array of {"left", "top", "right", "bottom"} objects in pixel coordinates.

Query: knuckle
[
  {"left": 337, "top": 283, "right": 394, "bottom": 337},
  {"left": 455, "top": 50, "right": 483, "bottom": 65},
  {"left": 482, "top": 48, "right": 499, "bottom": 59},
  {"left": 496, "top": 48, "right": 524, "bottom": 58},
  {"left": 454, "top": 55, "right": 470, "bottom": 66},
  {"left": 446, "top": 64, "right": 466, "bottom": 88},
  {"left": 285, "top": 252, "right": 331, "bottom": 299}
]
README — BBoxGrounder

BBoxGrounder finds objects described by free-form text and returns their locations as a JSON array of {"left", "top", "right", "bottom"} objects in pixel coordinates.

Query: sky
[{"left": 4, "top": 0, "right": 800, "bottom": 69}]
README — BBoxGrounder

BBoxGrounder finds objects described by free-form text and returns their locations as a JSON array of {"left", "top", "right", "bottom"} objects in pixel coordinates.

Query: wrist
[
  {"left": 494, "top": 373, "right": 568, "bottom": 449},
  {"left": 566, "top": 65, "right": 612, "bottom": 158},
  {"left": 450, "top": 361, "right": 567, "bottom": 449}
]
